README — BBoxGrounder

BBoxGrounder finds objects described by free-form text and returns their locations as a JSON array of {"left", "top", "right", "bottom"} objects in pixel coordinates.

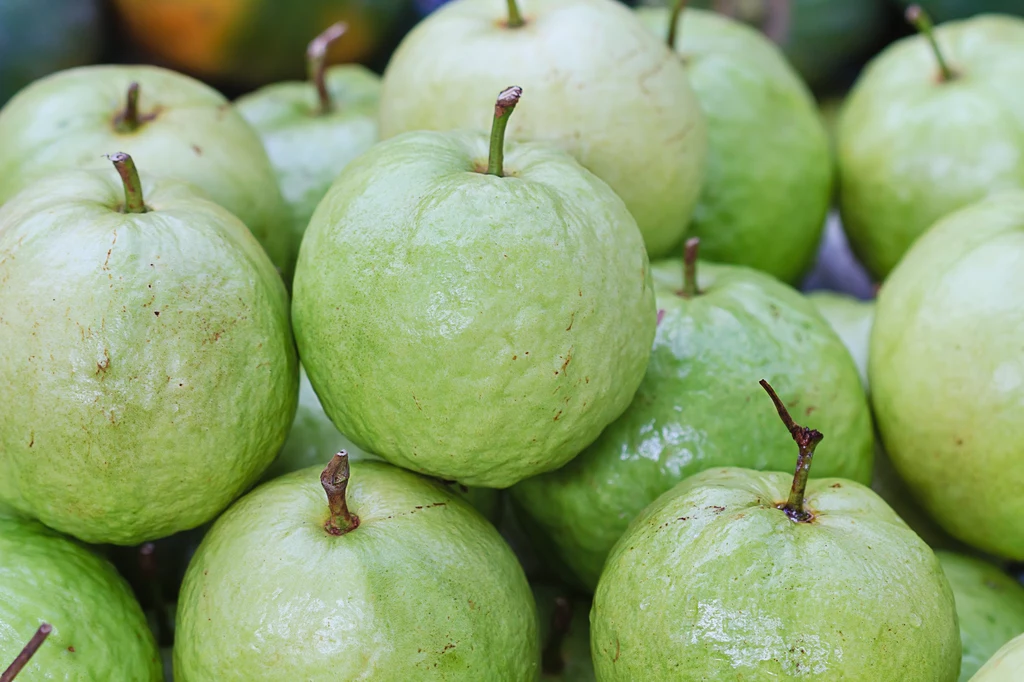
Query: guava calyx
[
  {"left": 1, "top": 622, "right": 53, "bottom": 682},
  {"left": 321, "top": 451, "right": 360, "bottom": 536},
  {"left": 759, "top": 379, "right": 823, "bottom": 523}
]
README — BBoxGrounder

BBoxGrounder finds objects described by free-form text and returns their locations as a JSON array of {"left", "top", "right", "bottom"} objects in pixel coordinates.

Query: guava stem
[
  {"left": 307, "top": 22, "right": 348, "bottom": 115},
  {"left": 541, "top": 596, "right": 573, "bottom": 675},
  {"left": 905, "top": 5, "right": 954, "bottom": 81},
  {"left": 322, "top": 451, "right": 360, "bottom": 536},
  {"left": 114, "top": 82, "right": 142, "bottom": 133},
  {"left": 486, "top": 86, "right": 523, "bottom": 178},
  {"left": 681, "top": 237, "right": 700, "bottom": 298},
  {"left": 506, "top": 0, "right": 525, "bottom": 28},
  {"left": 108, "top": 152, "right": 148, "bottom": 214},
  {"left": 759, "top": 379, "right": 823, "bottom": 523},
  {"left": 1, "top": 623, "right": 52, "bottom": 682},
  {"left": 667, "top": 0, "right": 688, "bottom": 48}
]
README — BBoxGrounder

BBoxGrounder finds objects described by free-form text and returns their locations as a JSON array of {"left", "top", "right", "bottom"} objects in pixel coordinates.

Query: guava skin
[
  {"left": 378, "top": 0, "right": 708, "bottom": 259},
  {"left": 972, "top": 632, "right": 1024, "bottom": 681},
  {"left": 0, "top": 508, "right": 162, "bottom": 680},
  {"left": 807, "top": 291, "right": 874, "bottom": 389},
  {"left": 936, "top": 551, "right": 1024, "bottom": 681},
  {"left": 511, "top": 259, "right": 873, "bottom": 590},
  {"left": 870, "top": 191, "right": 1024, "bottom": 560},
  {"left": 174, "top": 461, "right": 540, "bottom": 680},
  {"left": 235, "top": 65, "right": 380, "bottom": 253},
  {"left": 837, "top": 15, "right": 1024, "bottom": 279},
  {"left": 637, "top": 8, "right": 832, "bottom": 285},
  {"left": 591, "top": 467, "right": 962, "bottom": 681},
  {"left": 292, "top": 130, "right": 656, "bottom": 489},
  {"left": 0, "top": 64, "right": 294, "bottom": 277},
  {"left": 0, "top": 168, "right": 298, "bottom": 545}
]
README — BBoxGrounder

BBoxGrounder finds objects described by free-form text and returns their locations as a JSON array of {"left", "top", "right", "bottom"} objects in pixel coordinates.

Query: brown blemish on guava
[
  {"left": 560, "top": 348, "right": 574, "bottom": 373},
  {"left": 613, "top": 638, "right": 620, "bottom": 662},
  {"left": 153, "top": 311, "right": 160, "bottom": 317},
  {"left": 955, "top": 438, "right": 963, "bottom": 446},
  {"left": 191, "top": 144, "right": 203, "bottom": 156},
  {"left": 566, "top": 312, "right": 575, "bottom": 331},
  {"left": 28, "top": 432, "right": 34, "bottom": 447},
  {"left": 512, "top": 355, "right": 517, "bottom": 360},
  {"left": 95, "top": 349, "right": 110, "bottom": 375},
  {"left": 553, "top": 410, "right": 562, "bottom": 421},
  {"left": 831, "top": 483, "right": 842, "bottom": 489},
  {"left": 805, "top": 406, "right": 816, "bottom": 416},
  {"left": 706, "top": 505, "right": 725, "bottom": 514}
]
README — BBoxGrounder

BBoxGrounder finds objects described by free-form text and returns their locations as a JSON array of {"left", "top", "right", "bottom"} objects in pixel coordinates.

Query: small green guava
[
  {"left": 378, "top": 0, "right": 707, "bottom": 258},
  {"left": 511, "top": 241, "right": 872, "bottom": 589},
  {"left": 173, "top": 454, "right": 539, "bottom": 680},
  {"left": 870, "top": 191, "right": 1024, "bottom": 559},
  {"left": 236, "top": 23, "right": 380, "bottom": 254},
  {"left": 937, "top": 551, "right": 1024, "bottom": 681},
  {"left": 0, "top": 154, "right": 298, "bottom": 545},
  {"left": 292, "top": 87, "right": 656, "bottom": 488},
  {"left": 0, "top": 64, "right": 293, "bottom": 277},
  {"left": 0, "top": 506, "right": 162, "bottom": 680},
  {"left": 637, "top": 5, "right": 832, "bottom": 284},
  {"left": 837, "top": 10, "right": 1024, "bottom": 279},
  {"left": 590, "top": 381, "right": 961, "bottom": 681}
]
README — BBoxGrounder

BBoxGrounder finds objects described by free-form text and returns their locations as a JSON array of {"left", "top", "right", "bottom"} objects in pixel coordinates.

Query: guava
[
  {"left": 378, "top": 0, "right": 708, "bottom": 258},
  {"left": 292, "top": 87, "right": 656, "bottom": 488},
  {"left": 870, "top": 191, "right": 1024, "bottom": 559},
  {"left": 837, "top": 11, "right": 1024, "bottom": 279},
  {"left": 511, "top": 241, "right": 872, "bottom": 589},
  {"left": 937, "top": 551, "right": 1024, "bottom": 681},
  {"left": 0, "top": 154, "right": 298, "bottom": 545},
  {"left": 972, "top": 633, "right": 1024, "bottom": 681},
  {"left": 637, "top": 6, "right": 832, "bottom": 284},
  {"left": 0, "top": 64, "right": 294, "bottom": 277},
  {"left": 236, "top": 23, "right": 380, "bottom": 252},
  {"left": 590, "top": 380, "right": 961, "bottom": 680},
  {"left": 174, "top": 454, "right": 539, "bottom": 680},
  {"left": 807, "top": 291, "right": 874, "bottom": 389},
  {"left": 0, "top": 506, "right": 162, "bottom": 680}
]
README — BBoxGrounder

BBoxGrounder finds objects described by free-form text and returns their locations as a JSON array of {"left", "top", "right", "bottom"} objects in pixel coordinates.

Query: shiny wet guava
[
  {"left": 236, "top": 64, "right": 380, "bottom": 255},
  {"left": 173, "top": 459, "right": 539, "bottom": 680},
  {"left": 0, "top": 506, "right": 162, "bottom": 680},
  {"left": 378, "top": 0, "right": 707, "bottom": 258},
  {"left": 807, "top": 291, "right": 874, "bottom": 390},
  {"left": 591, "top": 401, "right": 961, "bottom": 681},
  {"left": 870, "top": 191, "right": 1024, "bottom": 560},
  {"left": 972, "top": 632, "right": 1024, "bottom": 681},
  {"left": 533, "top": 583, "right": 595, "bottom": 681},
  {"left": 511, "top": 256, "right": 872, "bottom": 590},
  {"left": 636, "top": 7, "right": 832, "bottom": 284},
  {"left": 936, "top": 551, "right": 1024, "bottom": 681},
  {"left": 0, "top": 162, "right": 298, "bottom": 545},
  {"left": 291, "top": 129, "right": 655, "bottom": 489},
  {"left": 837, "top": 14, "right": 1024, "bottom": 279},
  {"left": 0, "top": 64, "right": 293, "bottom": 277}
]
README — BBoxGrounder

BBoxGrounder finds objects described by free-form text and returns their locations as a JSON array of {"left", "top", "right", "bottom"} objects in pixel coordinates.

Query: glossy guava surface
[
  {"left": 378, "top": 0, "right": 707, "bottom": 258},
  {"left": 0, "top": 64, "right": 293, "bottom": 276},
  {"left": 837, "top": 15, "right": 1024, "bottom": 279},
  {"left": 591, "top": 467, "right": 962, "bottom": 680},
  {"left": 870, "top": 191, "right": 1024, "bottom": 559},
  {"left": 292, "top": 130, "right": 655, "bottom": 488},
  {"left": 512, "top": 258, "right": 873, "bottom": 589},
  {"left": 638, "top": 7, "right": 832, "bottom": 284},
  {"left": 0, "top": 167, "right": 298, "bottom": 544},
  {"left": 174, "top": 460, "right": 539, "bottom": 680},
  {"left": 0, "top": 507, "right": 162, "bottom": 680}
]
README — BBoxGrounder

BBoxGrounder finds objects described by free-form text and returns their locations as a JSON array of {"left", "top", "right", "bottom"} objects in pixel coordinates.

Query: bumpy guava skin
[
  {"left": 174, "top": 457, "right": 539, "bottom": 680},
  {"left": 293, "top": 88, "right": 655, "bottom": 488},
  {"left": 0, "top": 507, "right": 162, "bottom": 680},
  {"left": 0, "top": 157, "right": 298, "bottom": 545}
]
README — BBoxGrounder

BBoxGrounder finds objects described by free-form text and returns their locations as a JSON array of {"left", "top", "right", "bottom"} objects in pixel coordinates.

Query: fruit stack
[{"left": 1, "top": 1, "right": 1023, "bottom": 681}]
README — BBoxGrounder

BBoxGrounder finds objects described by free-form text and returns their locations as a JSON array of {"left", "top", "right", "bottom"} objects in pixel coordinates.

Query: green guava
[
  {"left": 937, "top": 551, "right": 1024, "bottom": 681},
  {"left": 236, "top": 25, "right": 380, "bottom": 254},
  {"left": 174, "top": 455, "right": 539, "bottom": 680},
  {"left": 378, "top": 0, "right": 708, "bottom": 258},
  {"left": 870, "top": 191, "right": 1024, "bottom": 559},
  {"left": 511, "top": 245, "right": 872, "bottom": 589},
  {"left": 292, "top": 88, "right": 656, "bottom": 488},
  {"left": 590, "top": 382, "right": 961, "bottom": 680},
  {"left": 533, "top": 583, "right": 595, "bottom": 681},
  {"left": 0, "top": 155, "right": 298, "bottom": 545},
  {"left": 636, "top": 7, "right": 832, "bottom": 284},
  {"left": 972, "top": 633, "right": 1024, "bottom": 681},
  {"left": 807, "top": 291, "right": 874, "bottom": 389},
  {"left": 837, "top": 13, "right": 1024, "bottom": 279},
  {"left": 0, "top": 64, "right": 294, "bottom": 277},
  {"left": 0, "top": 506, "right": 162, "bottom": 680}
]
